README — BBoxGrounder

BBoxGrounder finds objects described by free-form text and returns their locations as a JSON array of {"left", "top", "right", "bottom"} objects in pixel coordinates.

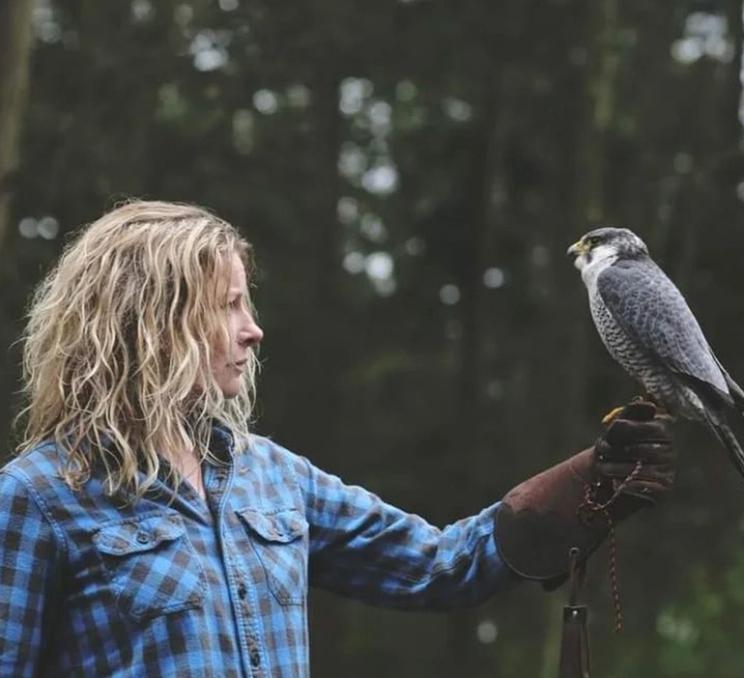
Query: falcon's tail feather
[
  {"left": 703, "top": 413, "right": 744, "bottom": 481},
  {"left": 713, "top": 358, "right": 744, "bottom": 415}
]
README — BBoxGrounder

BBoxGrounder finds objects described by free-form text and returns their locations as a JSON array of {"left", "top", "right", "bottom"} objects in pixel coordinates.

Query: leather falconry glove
[{"left": 495, "top": 400, "right": 675, "bottom": 582}]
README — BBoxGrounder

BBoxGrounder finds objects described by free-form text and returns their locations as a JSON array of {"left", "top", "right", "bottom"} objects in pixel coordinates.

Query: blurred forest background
[{"left": 3, "top": 0, "right": 744, "bottom": 676}]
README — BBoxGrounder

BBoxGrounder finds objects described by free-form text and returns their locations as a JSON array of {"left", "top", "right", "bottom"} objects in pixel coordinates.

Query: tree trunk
[
  {"left": 441, "top": 61, "right": 510, "bottom": 676},
  {"left": 722, "top": 0, "right": 743, "bottom": 148},
  {"left": 540, "top": 0, "right": 619, "bottom": 674},
  {"left": 297, "top": 67, "right": 343, "bottom": 455},
  {"left": 0, "top": 0, "right": 35, "bottom": 252}
]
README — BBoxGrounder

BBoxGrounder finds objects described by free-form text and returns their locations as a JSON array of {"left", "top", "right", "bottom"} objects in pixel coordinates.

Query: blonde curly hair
[{"left": 15, "top": 200, "right": 258, "bottom": 498}]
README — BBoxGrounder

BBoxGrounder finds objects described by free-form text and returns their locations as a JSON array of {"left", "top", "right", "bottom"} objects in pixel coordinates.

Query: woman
[{"left": 0, "top": 200, "right": 675, "bottom": 677}]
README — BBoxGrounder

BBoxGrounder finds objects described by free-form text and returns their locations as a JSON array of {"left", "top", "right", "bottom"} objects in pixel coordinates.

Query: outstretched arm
[{"left": 297, "top": 458, "right": 517, "bottom": 610}]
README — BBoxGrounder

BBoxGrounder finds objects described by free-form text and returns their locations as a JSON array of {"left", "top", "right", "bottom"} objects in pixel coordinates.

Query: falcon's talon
[
  {"left": 651, "top": 402, "right": 672, "bottom": 417},
  {"left": 635, "top": 393, "right": 667, "bottom": 411},
  {"left": 602, "top": 406, "right": 626, "bottom": 425}
]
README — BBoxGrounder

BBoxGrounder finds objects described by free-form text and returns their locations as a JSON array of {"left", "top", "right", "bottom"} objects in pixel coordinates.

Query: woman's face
[{"left": 211, "top": 251, "right": 263, "bottom": 398}]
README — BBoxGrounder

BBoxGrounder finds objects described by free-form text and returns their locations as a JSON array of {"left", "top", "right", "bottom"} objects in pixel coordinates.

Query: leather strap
[{"left": 559, "top": 547, "right": 591, "bottom": 678}]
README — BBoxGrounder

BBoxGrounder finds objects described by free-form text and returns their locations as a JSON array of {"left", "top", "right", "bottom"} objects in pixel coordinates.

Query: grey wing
[{"left": 596, "top": 258, "right": 731, "bottom": 401}]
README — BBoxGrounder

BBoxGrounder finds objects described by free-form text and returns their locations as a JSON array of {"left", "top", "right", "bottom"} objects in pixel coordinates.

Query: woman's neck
[{"left": 170, "top": 447, "right": 206, "bottom": 501}]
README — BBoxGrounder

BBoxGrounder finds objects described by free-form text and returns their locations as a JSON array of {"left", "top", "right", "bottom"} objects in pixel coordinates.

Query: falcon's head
[{"left": 567, "top": 227, "right": 648, "bottom": 273}]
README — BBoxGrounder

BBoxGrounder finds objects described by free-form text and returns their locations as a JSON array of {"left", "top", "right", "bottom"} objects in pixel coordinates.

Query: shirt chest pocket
[
  {"left": 93, "top": 513, "right": 206, "bottom": 621},
  {"left": 236, "top": 508, "right": 308, "bottom": 606}
]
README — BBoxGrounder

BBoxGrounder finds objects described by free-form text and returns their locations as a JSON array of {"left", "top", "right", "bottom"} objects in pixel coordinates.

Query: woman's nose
[{"left": 239, "top": 314, "right": 264, "bottom": 348}]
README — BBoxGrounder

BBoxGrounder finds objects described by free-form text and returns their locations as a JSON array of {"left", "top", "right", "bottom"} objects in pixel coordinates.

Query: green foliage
[{"left": 651, "top": 551, "right": 744, "bottom": 677}]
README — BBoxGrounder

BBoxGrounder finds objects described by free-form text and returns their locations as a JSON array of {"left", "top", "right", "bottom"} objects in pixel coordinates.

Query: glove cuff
[{"left": 495, "top": 449, "right": 614, "bottom": 582}]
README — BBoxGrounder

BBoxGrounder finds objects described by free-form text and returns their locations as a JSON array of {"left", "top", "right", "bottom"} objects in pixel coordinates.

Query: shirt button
[
  {"left": 136, "top": 532, "right": 149, "bottom": 544},
  {"left": 250, "top": 647, "right": 261, "bottom": 667},
  {"left": 237, "top": 584, "right": 247, "bottom": 600}
]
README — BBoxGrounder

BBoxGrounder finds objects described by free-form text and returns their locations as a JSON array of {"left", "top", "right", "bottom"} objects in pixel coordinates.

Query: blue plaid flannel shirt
[{"left": 0, "top": 425, "right": 515, "bottom": 677}]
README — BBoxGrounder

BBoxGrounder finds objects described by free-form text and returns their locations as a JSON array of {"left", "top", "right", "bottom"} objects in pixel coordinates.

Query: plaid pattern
[{"left": 0, "top": 427, "right": 514, "bottom": 677}]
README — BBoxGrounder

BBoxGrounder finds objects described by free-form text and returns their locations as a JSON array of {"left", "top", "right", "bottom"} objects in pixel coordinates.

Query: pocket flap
[
  {"left": 94, "top": 513, "right": 185, "bottom": 556},
  {"left": 236, "top": 508, "right": 307, "bottom": 543}
]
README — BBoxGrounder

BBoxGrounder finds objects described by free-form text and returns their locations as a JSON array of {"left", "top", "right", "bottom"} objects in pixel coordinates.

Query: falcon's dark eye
[{"left": 585, "top": 236, "right": 601, "bottom": 248}]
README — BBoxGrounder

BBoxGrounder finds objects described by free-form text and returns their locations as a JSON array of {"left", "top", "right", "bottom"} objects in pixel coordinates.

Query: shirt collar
[{"left": 208, "top": 419, "right": 235, "bottom": 464}]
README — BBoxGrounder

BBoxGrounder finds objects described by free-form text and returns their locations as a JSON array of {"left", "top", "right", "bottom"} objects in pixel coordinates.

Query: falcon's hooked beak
[
  {"left": 567, "top": 238, "right": 595, "bottom": 272},
  {"left": 566, "top": 239, "right": 589, "bottom": 259}
]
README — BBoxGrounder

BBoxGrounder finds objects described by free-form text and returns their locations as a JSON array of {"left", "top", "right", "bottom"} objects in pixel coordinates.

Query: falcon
[{"left": 567, "top": 226, "right": 744, "bottom": 479}]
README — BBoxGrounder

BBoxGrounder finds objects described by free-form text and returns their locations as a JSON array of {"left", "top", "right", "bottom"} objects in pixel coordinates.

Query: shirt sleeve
[
  {"left": 0, "top": 470, "right": 62, "bottom": 678},
  {"left": 295, "top": 456, "right": 518, "bottom": 609}
]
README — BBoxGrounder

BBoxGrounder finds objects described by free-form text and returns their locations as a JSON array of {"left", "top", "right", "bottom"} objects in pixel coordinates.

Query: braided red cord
[
  {"left": 579, "top": 460, "right": 643, "bottom": 633},
  {"left": 608, "top": 521, "right": 622, "bottom": 632}
]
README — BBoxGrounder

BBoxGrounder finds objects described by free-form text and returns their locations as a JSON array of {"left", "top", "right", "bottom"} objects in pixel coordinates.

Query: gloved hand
[
  {"left": 593, "top": 400, "right": 675, "bottom": 511},
  {"left": 494, "top": 400, "right": 675, "bottom": 582}
]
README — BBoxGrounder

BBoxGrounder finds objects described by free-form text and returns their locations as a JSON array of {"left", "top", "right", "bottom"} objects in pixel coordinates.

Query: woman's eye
[{"left": 229, "top": 298, "right": 240, "bottom": 309}]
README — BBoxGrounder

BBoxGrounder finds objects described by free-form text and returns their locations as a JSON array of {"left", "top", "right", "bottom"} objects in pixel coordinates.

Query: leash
[
  {"left": 579, "top": 460, "right": 643, "bottom": 633},
  {"left": 559, "top": 461, "right": 644, "bottom": 677}
]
